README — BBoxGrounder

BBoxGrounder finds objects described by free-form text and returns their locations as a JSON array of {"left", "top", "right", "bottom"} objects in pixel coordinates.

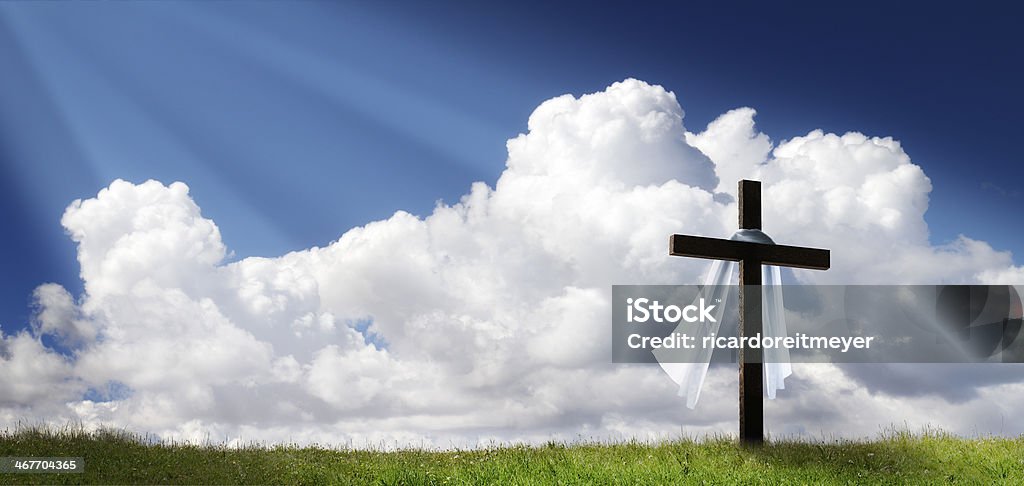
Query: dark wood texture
[
  {"left": 739, "top": 257, "right": 763, "bottom": 444},
  {"left": 669, "top": 235, "right": 830, "bottom": 270},
  {"left": 739, "top": 179, "right": 761, "bottom": 230},
  {"left": 738, "top": 180, "right": 763, "bottom": 445}
]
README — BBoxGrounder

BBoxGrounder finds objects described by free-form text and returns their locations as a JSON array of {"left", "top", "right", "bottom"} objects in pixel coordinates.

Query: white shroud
[{"left": 655, "top": 229, "right": 792, "bottom": 409}]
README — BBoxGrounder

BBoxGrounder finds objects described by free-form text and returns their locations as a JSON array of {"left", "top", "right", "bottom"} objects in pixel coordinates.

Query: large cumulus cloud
[{"left": 2, "top": 79, "right": 1022, "bottom": 446}]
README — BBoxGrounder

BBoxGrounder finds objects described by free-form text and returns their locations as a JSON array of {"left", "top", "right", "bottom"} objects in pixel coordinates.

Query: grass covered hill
[{"left": 1, "top": 426, "right": 1022, "bottom": 484}]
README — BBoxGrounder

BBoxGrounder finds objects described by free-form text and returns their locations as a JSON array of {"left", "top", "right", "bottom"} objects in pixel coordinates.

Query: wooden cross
[{"left": 668, "top": 180, "right": 830, "bottom": 444}]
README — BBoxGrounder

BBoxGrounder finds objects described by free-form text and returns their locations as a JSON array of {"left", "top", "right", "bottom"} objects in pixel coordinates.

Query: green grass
[{"left": 1, "top": 425, "right": 1022, "bottom": 484}]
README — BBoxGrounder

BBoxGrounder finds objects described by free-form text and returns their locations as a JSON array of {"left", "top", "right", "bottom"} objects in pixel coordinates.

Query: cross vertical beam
[
  {"left": 738, "top": 180, "right": 764, "bottom": 445},
  {"left": 739, "top": 179, "right": 761, "bottom": 230}
]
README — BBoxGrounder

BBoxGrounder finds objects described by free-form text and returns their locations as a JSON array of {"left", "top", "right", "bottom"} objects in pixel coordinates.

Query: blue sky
[{"left": 1, "top": 0, "right": 1022, "bottom": 331}]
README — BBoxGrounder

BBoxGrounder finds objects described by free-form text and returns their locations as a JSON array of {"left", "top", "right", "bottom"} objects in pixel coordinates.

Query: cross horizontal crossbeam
[{"left": 669, "top": 235, "right": 830, "bottom": 270}]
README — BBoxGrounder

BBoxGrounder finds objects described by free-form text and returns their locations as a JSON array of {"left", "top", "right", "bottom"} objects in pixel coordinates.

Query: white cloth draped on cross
[{"left": 655, "top": 229, "right": 792, "bottom": 409}]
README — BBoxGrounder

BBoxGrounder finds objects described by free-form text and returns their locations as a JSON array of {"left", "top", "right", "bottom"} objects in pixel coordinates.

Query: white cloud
[
  {"left": 2, "top": 78, "right": 1023, "bottom": 446},
  {"left": 32, "top": 283, "right": 95, "bottom": 347},
  {"left": 685, "top": 107, "right": 772, "bottom": 195},
  {"left": 0, "top": 330, "right": 79, "bottom": 407}
]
